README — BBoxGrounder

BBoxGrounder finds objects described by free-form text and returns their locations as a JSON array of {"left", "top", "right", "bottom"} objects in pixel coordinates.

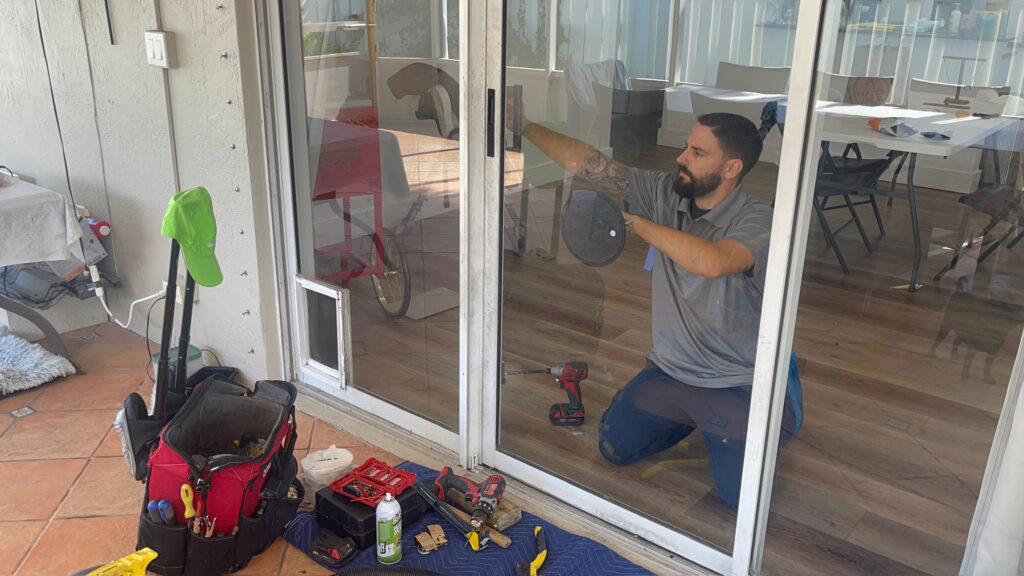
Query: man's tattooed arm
[
  {"left": 521, "top": 122, "right": 629, "bottom": 201},
  {"left": 579, "top": 149, "right": 630, "bottom": 199}
]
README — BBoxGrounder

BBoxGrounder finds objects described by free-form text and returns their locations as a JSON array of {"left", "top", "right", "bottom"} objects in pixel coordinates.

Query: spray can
[{"left": 376, "top": 492, "right": 402, "bottom": 564}]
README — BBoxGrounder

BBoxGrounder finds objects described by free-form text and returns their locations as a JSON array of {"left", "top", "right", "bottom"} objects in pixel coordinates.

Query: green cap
[{"left": 161, "top": 187, "right": 223, "bottom": 287}]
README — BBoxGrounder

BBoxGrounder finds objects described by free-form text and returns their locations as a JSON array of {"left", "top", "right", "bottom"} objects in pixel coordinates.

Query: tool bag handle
[
  {"left": 153, "top": 240, "right": 197, "bottom": 424},
  {"left": 153, "top": 241, "right": 179, "bottom": 422}
]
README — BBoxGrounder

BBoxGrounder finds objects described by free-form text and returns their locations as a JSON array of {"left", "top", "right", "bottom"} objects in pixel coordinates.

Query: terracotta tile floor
[{"left": 1, "top": 322, "right": 401, "bottom": 575}]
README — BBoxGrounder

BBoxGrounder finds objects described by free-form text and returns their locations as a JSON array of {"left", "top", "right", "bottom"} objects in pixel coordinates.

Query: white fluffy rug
[{"left": 0, "top": 326, "right": 76, "bottom": 398}]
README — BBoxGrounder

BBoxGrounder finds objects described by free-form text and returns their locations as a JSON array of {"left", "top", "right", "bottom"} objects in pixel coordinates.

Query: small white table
[
  {"left": 0, "top": 179, "right": 83, "bottom": 366},
  {"left": 814, "top": 105, "right": 1022, "bottom": 290}
]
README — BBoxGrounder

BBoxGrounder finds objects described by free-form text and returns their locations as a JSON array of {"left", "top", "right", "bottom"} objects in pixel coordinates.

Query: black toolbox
[{"left": 315, "top": 485, "right": 428, "bottom": 550}]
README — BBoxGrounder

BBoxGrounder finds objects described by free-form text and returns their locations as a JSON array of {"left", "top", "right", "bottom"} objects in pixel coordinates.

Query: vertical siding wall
[{"left": 0, "top": 0, "right": 281, "bottom": 383}]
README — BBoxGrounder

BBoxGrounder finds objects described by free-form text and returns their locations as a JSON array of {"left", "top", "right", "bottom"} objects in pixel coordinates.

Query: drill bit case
[{"left": 315, "top": 484, "right": 427, "bottom": 550}]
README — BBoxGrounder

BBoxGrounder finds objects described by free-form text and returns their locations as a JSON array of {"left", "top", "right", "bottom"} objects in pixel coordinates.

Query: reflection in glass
[
  {"left": 294, "top": 0, "right": 461, "bottom": 430},
  {"left": 375, "top": 0, "right": 431, "bottom": 57},
  {"left": 554, "top": 0, "right": 672, "bottom": 78},
  {"left": 501, "top": 0, "right": 796, "bottom": 554},
  {"left": 760, "top": 1, "right": 1024, "bottom": 575}
]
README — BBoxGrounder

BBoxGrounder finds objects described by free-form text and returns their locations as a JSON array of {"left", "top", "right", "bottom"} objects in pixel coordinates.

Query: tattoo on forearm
[{"left": 580, "top": 150, "right": 629, "bottom": 196}]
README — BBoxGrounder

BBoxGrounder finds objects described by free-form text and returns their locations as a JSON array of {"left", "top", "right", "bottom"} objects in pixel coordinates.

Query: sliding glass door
[
  {"left": 757, "top": 2, "right": 1024, "bottom": 575},
  {"left": 497, "top": 0, "right": 797, "bottom": 568},
  {"left": 268, "top": 1, "right": 1024, "bottom": 573},
  {"left": 282, "top": 0, "right": 463, "bottom": 434}
]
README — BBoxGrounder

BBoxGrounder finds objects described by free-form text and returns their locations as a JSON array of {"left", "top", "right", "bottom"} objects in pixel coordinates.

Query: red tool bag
[{"left": 138, "top": 376, "right": 301, "bottom": 576}]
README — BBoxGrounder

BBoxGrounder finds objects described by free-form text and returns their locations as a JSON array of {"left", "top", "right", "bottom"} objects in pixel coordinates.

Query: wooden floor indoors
[{"left": 339, "top": 133, "right": 1023, "bottom": 576}]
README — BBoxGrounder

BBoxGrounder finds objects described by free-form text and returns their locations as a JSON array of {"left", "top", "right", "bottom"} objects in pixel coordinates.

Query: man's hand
[
  {"left": 505, "top": 96, "right": 529, "bottom": 133},
  {"left": 622, "top": 211, "right": 634, "bottom": 232}
]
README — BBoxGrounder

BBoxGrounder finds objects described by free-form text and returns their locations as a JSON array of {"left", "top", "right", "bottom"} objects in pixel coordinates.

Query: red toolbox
[{"left": 329, "top": 457, "right": 416, "bottom": 506}]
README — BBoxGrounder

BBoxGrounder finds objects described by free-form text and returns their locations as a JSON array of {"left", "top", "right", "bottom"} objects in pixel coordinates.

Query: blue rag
[{"left": 286, "top": 462, "right": 656, "bottom": 575}]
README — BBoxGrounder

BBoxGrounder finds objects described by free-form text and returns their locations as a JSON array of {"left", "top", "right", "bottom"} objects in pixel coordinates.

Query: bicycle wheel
[{"left": 371, "top": 228, "right": 411, "bottom": 319}]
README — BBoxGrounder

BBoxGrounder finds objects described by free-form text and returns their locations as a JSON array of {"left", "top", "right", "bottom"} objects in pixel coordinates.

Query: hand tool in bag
[
  {"left": 147, "top": 500, "right": 162, "bottom": 524},
  {"left": 504, "top": 361, "right": 588, "bottom": 425},
  {"left": 181, "top": 484, "right": 196, "bottom": 520},
  {"left": 432, "top": 466, "right": 506, "bottom": 530},
  {"left": 158, "top": 499, "right": 173, "bottom": 524},
  {"left": 517, "top": 526, "right": 548, "bottom": 575},
  {"left": 145, "top": 499, "right": 174, "bottom": 525},
  {"left": 77, "top": 547, "right": 157, "bottom": 576},
  {"left": 412, "top": 480, "right": 490, "bottom": 551}
]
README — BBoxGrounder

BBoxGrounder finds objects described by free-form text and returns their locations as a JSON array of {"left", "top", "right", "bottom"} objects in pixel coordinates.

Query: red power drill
[
  {"left": 433, "top": 466, "right": 506, "bottom": 530},
  {"left": 506, "top": 362, "right": 588, "bottom": 426}
]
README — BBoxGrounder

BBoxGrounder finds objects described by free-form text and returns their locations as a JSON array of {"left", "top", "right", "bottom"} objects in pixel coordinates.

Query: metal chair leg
[
  {"left": 842, "top": 193, "right": 873, "bottom": 253},
  {"left": 867, "top": 194, "right": 886, "bottom": 236},
  {"left": 813, "top": 194, "right": 850, "bottom": 274}
]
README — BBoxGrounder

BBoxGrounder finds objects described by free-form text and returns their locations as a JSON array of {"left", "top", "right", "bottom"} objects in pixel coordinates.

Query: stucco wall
[{"left": 0, "top": 0, "right": 280, "bottom": 383}]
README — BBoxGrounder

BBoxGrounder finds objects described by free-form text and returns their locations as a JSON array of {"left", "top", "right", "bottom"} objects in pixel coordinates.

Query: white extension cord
[{"left": 88, "top": 265, "right": 164, "bottom": 329}]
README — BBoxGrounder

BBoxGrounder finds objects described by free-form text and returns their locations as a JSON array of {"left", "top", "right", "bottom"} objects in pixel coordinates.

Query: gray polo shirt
[{"left": 628, "top": 168, "right": 772, "bottom": 388}]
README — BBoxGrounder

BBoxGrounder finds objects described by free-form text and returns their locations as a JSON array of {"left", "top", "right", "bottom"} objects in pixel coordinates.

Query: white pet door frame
[{"left": 295, "top": 274, "right": 352, "bottom": 388}]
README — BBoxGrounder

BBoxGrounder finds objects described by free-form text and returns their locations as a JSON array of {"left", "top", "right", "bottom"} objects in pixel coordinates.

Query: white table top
[
  {"left": 814, "top": 103, "right": 1020, "bottom": 157},
  {"left": 663, "top": 84, "right": 1024, "bottom": 158},
  {"left": 0, "top": 179, "right": 82, "bottom": 268}
]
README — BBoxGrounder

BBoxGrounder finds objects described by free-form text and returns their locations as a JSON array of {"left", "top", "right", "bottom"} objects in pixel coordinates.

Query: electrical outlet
[{"left": 162, "top": 277, "right": 197, "bottom": 305}]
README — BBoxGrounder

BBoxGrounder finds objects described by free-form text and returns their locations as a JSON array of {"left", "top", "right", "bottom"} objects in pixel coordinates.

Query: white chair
[
  {"left": 565, "top": 59, "right": 631, "bottom": 151},
  {"left": 715, "top": 62, "right": 790, "bottom": 94}
]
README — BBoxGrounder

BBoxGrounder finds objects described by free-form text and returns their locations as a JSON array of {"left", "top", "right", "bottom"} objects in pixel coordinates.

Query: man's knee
[{"left": 598, "top": 420, "right": 638, "bottom": 466}]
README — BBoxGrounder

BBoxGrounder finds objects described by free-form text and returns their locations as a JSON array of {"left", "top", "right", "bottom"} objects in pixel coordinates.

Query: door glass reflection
[
  {"left": 295, "top": 0, "right": 462, "bottom": 429},
  {"left": 500, "top": 0, "right": 795, "bottom": 551},
  {"left": 759, "top": 1, "right": 1024, "bottom": 574}
]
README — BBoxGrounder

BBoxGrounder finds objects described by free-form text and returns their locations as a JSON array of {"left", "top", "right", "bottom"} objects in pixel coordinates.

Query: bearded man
[{"left": 514, "top": 110, "right": 799, "bottom": 509}]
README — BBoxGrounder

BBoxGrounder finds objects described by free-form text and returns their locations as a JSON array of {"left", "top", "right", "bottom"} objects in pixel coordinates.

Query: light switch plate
[{"left": 144, "top": 30, "right": 174, "bottom": 69}]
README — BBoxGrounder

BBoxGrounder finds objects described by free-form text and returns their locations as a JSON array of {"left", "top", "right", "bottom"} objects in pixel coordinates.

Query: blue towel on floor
[{"left": 285, "top": 462, "right": 656, "bottom": 575}]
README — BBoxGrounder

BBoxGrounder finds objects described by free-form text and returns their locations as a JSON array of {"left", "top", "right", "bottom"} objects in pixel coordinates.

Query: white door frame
[{"left": 731, "top": 0, "right": 827, "bottom": 574}]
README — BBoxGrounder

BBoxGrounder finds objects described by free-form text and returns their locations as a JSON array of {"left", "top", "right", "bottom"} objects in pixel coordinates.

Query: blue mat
[{"left": 285, "top": 462, "right": 656, "bottom": 575}]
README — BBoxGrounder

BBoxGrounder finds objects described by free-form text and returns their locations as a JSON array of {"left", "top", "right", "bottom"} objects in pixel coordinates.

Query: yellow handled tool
[
  {"left": 181, "top": 484, "right": 196, "bottom": 519},
  {"left": 516, "top": 526, "right": 547, "bottom": 575},
  {"left": 84, "top": 547, "right": 157, "bottom": 576}
]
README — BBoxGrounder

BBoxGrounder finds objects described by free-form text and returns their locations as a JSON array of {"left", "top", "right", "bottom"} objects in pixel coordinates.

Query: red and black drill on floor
[{"left": 505, "top": 361, "right": 588, "bottom": 426}]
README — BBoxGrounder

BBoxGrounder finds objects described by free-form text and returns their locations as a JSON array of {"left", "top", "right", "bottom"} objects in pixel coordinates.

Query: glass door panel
[
  {"left": 292, "top": 0, "right": 462, "bottom": 429},
  {"left": 758, "top": 1, "right": 1024, "bottom": 574},
  {"left": 500, "top": 0, "right": 796, "bottom": 552}
]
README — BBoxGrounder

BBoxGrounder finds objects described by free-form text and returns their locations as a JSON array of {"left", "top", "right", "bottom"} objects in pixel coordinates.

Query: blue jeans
[{"left": 598, "top": 360, "right": 799, "bottom": 509}]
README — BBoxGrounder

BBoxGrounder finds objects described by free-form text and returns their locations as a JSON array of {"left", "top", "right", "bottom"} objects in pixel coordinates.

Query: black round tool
[{"left": 560, "top": 189, "right": 627, "bottom": 267}]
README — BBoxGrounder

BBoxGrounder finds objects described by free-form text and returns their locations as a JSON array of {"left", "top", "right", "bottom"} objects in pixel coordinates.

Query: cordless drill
[
  {"left": 433, "top": 466, "right": 506, "bottom": 530},
  {"left": 505, "top": 362, "right": 588, "bottom": 426},
  {"left": 546, "top": 362, "right": 587, "bottom": 426}
]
